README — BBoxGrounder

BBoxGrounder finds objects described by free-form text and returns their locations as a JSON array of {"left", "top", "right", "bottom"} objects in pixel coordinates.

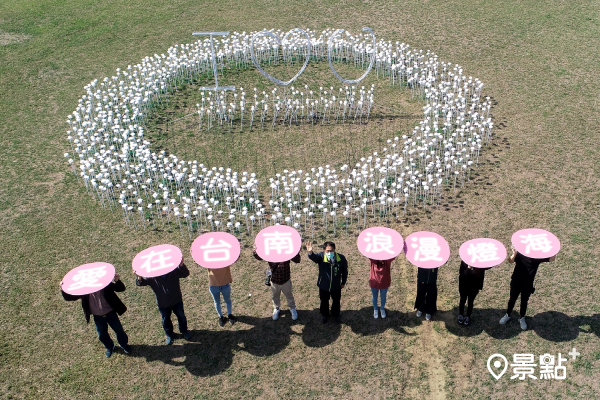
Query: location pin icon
[{"left": 487, "top": 354, "right": 508, "bottom": 380}]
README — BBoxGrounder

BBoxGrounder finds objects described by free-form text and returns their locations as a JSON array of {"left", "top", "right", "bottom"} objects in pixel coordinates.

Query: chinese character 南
[{"left": 263, "top": 231, "right": 294, "bottom": 255}]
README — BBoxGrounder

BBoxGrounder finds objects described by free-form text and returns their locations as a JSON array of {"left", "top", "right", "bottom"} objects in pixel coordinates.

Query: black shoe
[
  {"left": 321, "top": 316, "right": 328, "bottom": 324},
  {"left": 228, "top": 314, "right": 237, "bottom": 325},
  {"left": 121, "top": 344, "right": 132, "bottom": 354},
  {"left": 218, "top": 316, "right": 227, "bottom": 327},
  {"left": 464, "top": 316, "right": 471, "bottom": 326},
  {"left": 458, "top": 315, "right": 464, "bottom": 325}
]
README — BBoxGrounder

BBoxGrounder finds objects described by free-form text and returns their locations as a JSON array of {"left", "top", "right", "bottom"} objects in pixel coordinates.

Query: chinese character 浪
[{"left": 365, "top": 232, "right": 395, "bottom": 254}]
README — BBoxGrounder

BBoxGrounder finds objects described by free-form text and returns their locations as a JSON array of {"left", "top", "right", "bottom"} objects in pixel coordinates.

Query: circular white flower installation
[{"left": 65, "top": 28, "right": 493, "bottom": 238}]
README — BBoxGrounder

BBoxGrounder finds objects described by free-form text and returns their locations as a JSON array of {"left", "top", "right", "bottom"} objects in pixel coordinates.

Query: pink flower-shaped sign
[
  {"left": 132, "top": 244, "right": 182, "bottom": 278},
  {"left": 61, "top": 262, "right": 116, "bottom": 296},
  {"left": 254, "top": 225, "right": 302, "bottom": 263},
  {"left": 404, "top": 231, "right": 450, "bottom": 269},
  {"left": 511, "top": 228, "right": 560, "bottom": 259},
  {"left": 459, "top": 238, "right": 507, "bottom": 268},
  {"left": 357, "top": 227, "right": 404, "bottom": 260},
  {"left": 191, "top": 232, "right": 241, "bottom": 269}
]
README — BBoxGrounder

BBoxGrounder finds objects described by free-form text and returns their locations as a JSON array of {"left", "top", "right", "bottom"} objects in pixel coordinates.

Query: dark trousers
[
  {"left": 459, "top": 291, "right": 479, "bottom": 317},
  {"left": 319, "top": 289, "right": 341, "bottom": 317},
  {"left": 93, "top": 311, "right": 128, "bottom": 351},
  {"left": 506, "top": 284, "right": 532, "bottom": 318},
  {"left": 158, "top": 301, "right": 188, "bottom": 337},
  {"left": 415, "top": 282, "right": 437, "bottom": 314}
]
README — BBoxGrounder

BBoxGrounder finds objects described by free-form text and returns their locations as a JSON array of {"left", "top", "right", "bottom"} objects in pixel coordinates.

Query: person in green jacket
[{"left": 306, "top": 241, "right": 348, "bottom": 324}]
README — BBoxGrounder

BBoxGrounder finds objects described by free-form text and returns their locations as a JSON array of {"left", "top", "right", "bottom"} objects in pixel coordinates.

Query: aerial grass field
[{"left": 1, "top": 0, "right": 599, "bottom": 399}]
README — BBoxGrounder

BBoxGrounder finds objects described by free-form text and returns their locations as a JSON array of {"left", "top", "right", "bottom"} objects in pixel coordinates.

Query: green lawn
[{"left": 1, "top": 1, "right": 599, "bottom": 399}]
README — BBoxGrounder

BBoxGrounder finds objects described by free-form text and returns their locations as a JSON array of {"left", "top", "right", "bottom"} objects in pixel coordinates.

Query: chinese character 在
[
  {"left": 138, "top": 249, "right": 176, "bottom": 273},
  {"left": 263, "top": 231, "right": 294, "bottom": 255},
  {"left": 411, "top": 237, "right": 443, "bottom": 262},
  {"left": 510, "top": 354, "right": 537, "bottom": 380},
  {"left": 364, "top": 232, "right": 395, "bottom": 254},
  {"left": 520, "top": 233, "right": 552, "bottom": 254},
  {"left": 467, "top": 242, "right": 500, "bottom": 263},
  {"left": 67, "top": 266, "right": 107, "bottom": 291},
  {"left": 199, "top": 238, "right": 232, "bottom": 262}
]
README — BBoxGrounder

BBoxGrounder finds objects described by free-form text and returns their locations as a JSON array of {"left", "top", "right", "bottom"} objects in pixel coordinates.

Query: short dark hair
[{"left": 323, "top": 241, "right": 336, "bottom": 250}]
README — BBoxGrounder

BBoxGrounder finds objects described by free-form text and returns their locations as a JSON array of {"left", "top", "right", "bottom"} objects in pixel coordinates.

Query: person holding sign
[
  {"left": 253, "top": 245, "right": 301, "bottom": 321},
  {"left": 135, "top": 258, "right": 191, "bottom": 345},
  {"left": 190, "top": 232, "right": 241, "bottom": 328},
  {"left": 60, "top": 267, "right": 131, "bottom": 358},
  {"left": 369, "top": 258, "right": 396, "bottom": 319},
  {"left": 357, "top": 227, "right": 404, "bottom": 319},
  {"left": 457, "top": 238, "right": 506, "bottom": 327},
  {"left": 306, "top": 241, "right": 348, "bottom": 323},
  {"left": 457, "top": 261, "right": 485, "bottom": 326},
  {"left": 499, "top": 246, "right": 556, "bottom": 330},
  {"left": 414, "top": 267, "right": 438, "bottom": 320}
]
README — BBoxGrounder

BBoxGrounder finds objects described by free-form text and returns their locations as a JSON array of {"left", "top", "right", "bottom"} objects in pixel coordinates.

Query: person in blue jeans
[
  {"left": 61, "top": 273, "right": 131, "bottom": 358},
  {"left": 208, "top": 266, "right": 237, "bottom": 327},
  {"left": 136, "top": 259, "right": 192, "bottom": 344}
]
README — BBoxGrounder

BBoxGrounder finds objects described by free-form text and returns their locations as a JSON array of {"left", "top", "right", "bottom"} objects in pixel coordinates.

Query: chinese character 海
[
  {"left": 199, "top": 237, "right": 232, "bottom": 262},
  {"left": 365, "top": 231, "right": 395, "bottom": 254},
  {"left": 519, "top": 233, "right": 552, "bottom": 254},
  {"left": 67, "top": 266, "right": 107, "bottom": 291}
]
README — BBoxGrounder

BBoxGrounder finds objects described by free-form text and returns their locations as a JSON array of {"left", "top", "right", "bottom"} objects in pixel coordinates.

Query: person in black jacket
[
  {"left": 136, "top": 259, "right": 191, "bottom": 344},
  {"left": 60, "top": 274, "right": 131, "bottom": 358},
  {"left": 457, "top": 261, "right": 486, "bottom": 326},
  {"left": 499, "top": 246, "right": 556, "bottom": 330},
  {"left": 414, "top": 267, "right": 438, "bottom": 320},
  {"left": 306, "top": 241, "right": 348, "bottom": 324}
]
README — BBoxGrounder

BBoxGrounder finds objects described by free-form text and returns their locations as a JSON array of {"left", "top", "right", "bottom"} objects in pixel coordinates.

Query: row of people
[{"left": 61, "top": 241, "right": 555, "bottom": 358}]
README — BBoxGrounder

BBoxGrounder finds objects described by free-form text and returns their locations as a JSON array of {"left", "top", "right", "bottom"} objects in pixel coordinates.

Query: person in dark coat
[
  {"left": 414, "top": 267, "right": 438, "bottom": 320},
  {"left": 499, "top": 246, "right": 556, "bottom": 330},
  {"left": 60, "top": 273, "right": 131, "bottom": 358},
  {"left": 136, "top": 259, "right": 191, "bottom": 344},
  {"left": 306, "top": 241, "right": 348, "bottom": 323},
  {"left": 457, "top": 261, "right": 486, "bottom": 326}
]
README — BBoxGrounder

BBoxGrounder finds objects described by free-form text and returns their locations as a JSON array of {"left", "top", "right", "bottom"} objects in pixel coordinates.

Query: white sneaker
[
  {"left": 499, "top": 314, "right": 510, "bottom": 325},
  {"left": 416, "top": 310, "right": 422, "bottom": 317},
  {"left": 374, "top": 309, "right": 379, "bottom": 319},
  {"left": 272, "top": 308, "right": 280, "bottom": 321},
  {"left": 519, "top": 317, "right": 527, "bottom": 330},
  {"left": 380, "top": 309, "right": 386, "bottom": 319},
  {"left": 290, "top": 308, "right": 298, "bottom": 320},
  {"left": 425, "top": 313, "right": 432, "bottom": 321}
]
